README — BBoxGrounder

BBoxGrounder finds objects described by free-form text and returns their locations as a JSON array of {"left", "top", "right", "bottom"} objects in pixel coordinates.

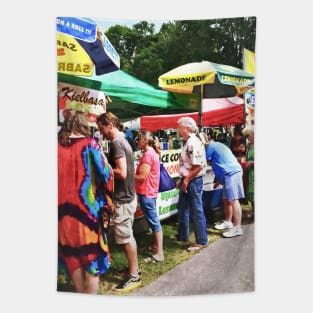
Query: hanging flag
[
  {"left": 243, "top": 48, "right": 255, "bottom": 132},
  {"left": 243, "top": 48, "right": 255, "bottom": 75}
]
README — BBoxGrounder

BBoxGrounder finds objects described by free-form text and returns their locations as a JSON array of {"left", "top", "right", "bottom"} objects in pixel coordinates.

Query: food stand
[
  {"left": 125, "top": 96, "right": 245, "bottom": 222},
  {"left": 58, "top": 65, "right": 246, "bottom": 224}
]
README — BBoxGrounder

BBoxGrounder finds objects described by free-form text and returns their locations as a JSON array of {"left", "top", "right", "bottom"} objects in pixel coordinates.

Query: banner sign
[
  {"left": 160, "top": 72, "right": 215, "bottom": 92},
  {"left": 58, "top": 82, "right": 107, "bottom": 126},
  {"left": 160, "top": 149, "right": 181, "bottom": 178},
  {"left": 56, "top": 17, "right": 97, "bottom": 42},
  {"left": 217, "top": 72, "right": 255, "bottom": 86},
  {"left": 57, "top": 32, "right": 94, "bottom": 76},
  {"left": 245, "top": 90, "right": 255, "bottom": 108},
  {"left": 102, "top": 33, "right": 120, "bottom": 69},
  {"left": 244, "top": 90, "right": 255, "bottom": 131},
  {"left": 157, "top": 188, "right": 179, "bottom": 220}
]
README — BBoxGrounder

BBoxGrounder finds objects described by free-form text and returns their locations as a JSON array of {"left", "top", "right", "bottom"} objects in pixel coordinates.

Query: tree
[{"left": 105, "top": 17, "right": 256, "bottom": 85}]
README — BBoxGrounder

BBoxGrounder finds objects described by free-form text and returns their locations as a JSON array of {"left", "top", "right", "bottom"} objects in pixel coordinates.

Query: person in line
[
  {"left": 242, "top": 127, "right": 255, "bottom": 209},
  {"left": 96, "top": 112, "right": 141, "bottom": 292},
  {"left": 58, "top": 110, "right": 114, "bottom": 294},
  {"left": 230, "top": 126, "right": 246, "bottom": 163},
  {"left": 230, "top": 126, "right": 248, "bottom": 204},
  {"left": 124, "top": 126, "right": 137, "bottom": 152},
  {"left": 134, "top": 130, "right": 164, "bottom": 262},
  {"left": 176, "top": 117, "right": 208, "bottom": 252},
  {"left": 206, "top": 131, "right": 245, "bottom": 237}
]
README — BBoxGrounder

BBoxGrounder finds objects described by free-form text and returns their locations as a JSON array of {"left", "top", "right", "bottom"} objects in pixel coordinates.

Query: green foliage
[{"left": 104, "top": 17, "right": 256, "bottom": 85}]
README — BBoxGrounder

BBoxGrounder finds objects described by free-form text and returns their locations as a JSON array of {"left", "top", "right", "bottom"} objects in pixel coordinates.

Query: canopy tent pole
[{"left": 198, "top": 84, "right": 204, "bottom": 129}]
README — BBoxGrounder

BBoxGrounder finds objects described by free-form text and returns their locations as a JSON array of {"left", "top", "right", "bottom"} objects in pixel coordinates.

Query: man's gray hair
[{"left": 178, "top": 117, "right": 198, "bottom": 132}]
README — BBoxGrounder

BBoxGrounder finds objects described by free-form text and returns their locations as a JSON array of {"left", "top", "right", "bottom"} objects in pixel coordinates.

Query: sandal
[
  {"left": 187, "top": 244, "right": 208, "bottom": 252},
  {"left": 144, "top": 254, "right": 164, "bottom": 263},
  {"left": 147, "top": 246, "right": 157, "bottom": 253},
  {"left": 139, "top": 245, "right": 157, "bottom": 253}
]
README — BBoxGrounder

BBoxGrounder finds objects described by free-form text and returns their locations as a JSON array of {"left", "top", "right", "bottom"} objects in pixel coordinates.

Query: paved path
[{"left": 132, "top": 223, "right": 254, "bottom": 296}]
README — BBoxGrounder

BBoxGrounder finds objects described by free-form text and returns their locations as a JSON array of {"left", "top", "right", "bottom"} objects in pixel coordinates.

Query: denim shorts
[
  {"left": 223, "top": 171, "right": 245, "bottom": 201},
  {"left": 138, "top": 194, "right": 162, "bottom": 232}
]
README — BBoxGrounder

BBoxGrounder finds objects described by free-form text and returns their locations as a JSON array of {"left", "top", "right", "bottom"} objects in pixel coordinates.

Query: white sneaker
[
  {"left": 214, "top": 220, "right": 233, "bottom": 230},
  {"left": 222, "top": 226, "right": 243, "bottom": 238}
]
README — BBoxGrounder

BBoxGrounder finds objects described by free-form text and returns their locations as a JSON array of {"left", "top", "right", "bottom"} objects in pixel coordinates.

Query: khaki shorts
[{"left": 113, "top": 197, "right": 137, "bottom": 244}]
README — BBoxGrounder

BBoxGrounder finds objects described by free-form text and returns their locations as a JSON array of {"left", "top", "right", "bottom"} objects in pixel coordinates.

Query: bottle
[
  {"left": 168, "top": 135, "right": 173, "bottom": 150},
  {"left": 159, "top": 138, "right": 163, "bottom": 150}
]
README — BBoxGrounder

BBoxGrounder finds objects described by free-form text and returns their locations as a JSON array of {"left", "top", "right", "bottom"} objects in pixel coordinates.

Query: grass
[
  {"left": 57, "top": 202, "right": 254, "bottom": 295},
  {"left": 98, "top": 216, "right": 225, "bottom": 295}
]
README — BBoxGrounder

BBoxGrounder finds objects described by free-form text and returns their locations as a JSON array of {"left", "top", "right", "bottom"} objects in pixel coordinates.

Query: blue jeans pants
[
  {"left": 138, "top": 195, "right": 162, "bottom": 232},
  {"left": 177, "top": 176, "right": 208, "bottom": 245}
]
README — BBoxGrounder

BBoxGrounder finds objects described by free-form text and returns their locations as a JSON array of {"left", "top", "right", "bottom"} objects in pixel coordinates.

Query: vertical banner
[
  {"left": 243, "top": 48, "right": 255, "bottom": 131},
  {"left": 244, "top": 90, "right": 255, "bottom": 131},
  {"left": 243, "top": 48, "right": 256, "bottom": 75}
]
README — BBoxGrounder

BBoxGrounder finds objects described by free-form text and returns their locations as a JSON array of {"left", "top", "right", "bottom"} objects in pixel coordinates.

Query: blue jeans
[
  {"left": 138, "top": 195, "right": 162, "bottom": 232},
  {"left": 177, "top": 176, "right": 208, "bottom": 245}
]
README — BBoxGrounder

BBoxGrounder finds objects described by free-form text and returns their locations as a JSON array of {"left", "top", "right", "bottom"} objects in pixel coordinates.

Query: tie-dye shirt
[{"left": 58, "top": 137, "right": 114, "bottom": 277}]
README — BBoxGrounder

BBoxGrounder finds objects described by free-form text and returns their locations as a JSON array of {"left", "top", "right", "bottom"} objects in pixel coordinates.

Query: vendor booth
[
  {"left": 128, "top": 96, "right": 245, "bottom": 222},
  {"left": 58, "top": 66, "right": 244, "bottom": 223},
  {"left": 58, "top": 69, "right": 201, "bottom": 223}
]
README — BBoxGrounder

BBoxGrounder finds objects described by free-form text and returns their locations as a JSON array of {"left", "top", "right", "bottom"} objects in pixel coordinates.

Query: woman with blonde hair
[{"left": 135, "top": 130, "right": 164, "bottom": 262}]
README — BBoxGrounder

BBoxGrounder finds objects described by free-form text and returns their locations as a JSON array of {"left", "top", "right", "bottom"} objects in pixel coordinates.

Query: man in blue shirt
[{"left": 205, "top": 138, "right": 244, "bottom": 237}]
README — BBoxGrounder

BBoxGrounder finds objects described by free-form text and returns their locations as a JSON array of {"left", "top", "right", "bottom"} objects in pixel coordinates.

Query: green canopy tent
[{"left": 58, "top": 70, "right": 200, "bottom": 121}]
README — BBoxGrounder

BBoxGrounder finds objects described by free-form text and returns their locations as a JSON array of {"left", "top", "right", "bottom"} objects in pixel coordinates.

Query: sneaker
[
  {"left": 118, "top": 268, "right": 142, "bottom": 278},
  {"left": 114, "top": 274, "right": 141, "bottom": 292},
  {"left": 222, "top": 226, "right": 243, "bottom": 238},
  {"left": 214, "top": 220, "right": 234, "bottom": 230}
]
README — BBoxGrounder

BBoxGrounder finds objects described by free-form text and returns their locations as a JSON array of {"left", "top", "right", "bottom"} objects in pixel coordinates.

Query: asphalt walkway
[{"left": 132, "top": 223, "right": 254, "bottom": 296}]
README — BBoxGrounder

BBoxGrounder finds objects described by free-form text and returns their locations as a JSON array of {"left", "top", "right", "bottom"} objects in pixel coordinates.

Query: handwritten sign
[
  {"left": 160, "top": 149, "right": 181, "bottom": 178},
  {"left": 157, "top": 188, "right": 179, "bottom": 220},
  {"left": 58, "top": 82, "right": 107, "bottom": 126}
]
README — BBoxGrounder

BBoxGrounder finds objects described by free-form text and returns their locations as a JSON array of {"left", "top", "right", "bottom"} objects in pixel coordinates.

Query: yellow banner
[
  {"left": 57, "top": 32, "right": 94, "bottom": 76},
  {"left": 243, "top": 48, "right": 255, "bottom": 75}
]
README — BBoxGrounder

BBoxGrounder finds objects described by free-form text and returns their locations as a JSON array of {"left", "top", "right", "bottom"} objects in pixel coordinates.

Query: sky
[{"left": 92, "top": 18, "right": 171, "bottom": 33}]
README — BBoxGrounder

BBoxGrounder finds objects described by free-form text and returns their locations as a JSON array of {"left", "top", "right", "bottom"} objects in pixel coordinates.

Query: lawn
[
  {"left": 57, "top": 202, "right": 253, "bottom": 295},
  {"left": 57, "top": 216, "right": 223, "bottom": 295}
]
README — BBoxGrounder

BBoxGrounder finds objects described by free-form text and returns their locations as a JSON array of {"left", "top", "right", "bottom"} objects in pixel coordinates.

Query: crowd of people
[{"left": 58, "top": 111, "right": 254, "bottom": 294}]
